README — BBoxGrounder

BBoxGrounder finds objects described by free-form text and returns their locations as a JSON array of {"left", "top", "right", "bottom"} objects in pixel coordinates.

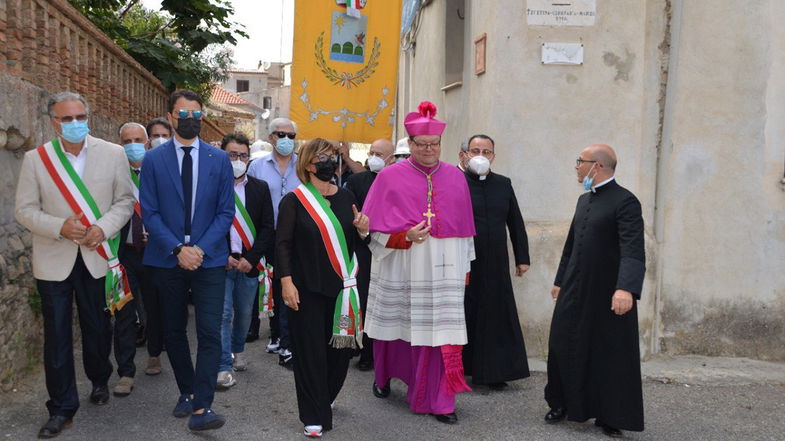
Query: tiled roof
[
  {"left": 227, "top": 68, "right": 267, "bottom": 74},
  {"left": 211, "top": 84, "right": 254, "bottom": 106}
]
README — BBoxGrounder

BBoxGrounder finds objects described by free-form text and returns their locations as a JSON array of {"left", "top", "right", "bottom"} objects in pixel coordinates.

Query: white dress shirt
[
  {"left": 173, "top": 137, "right": 200, "bottom": 243},
  {"left": 62, "top": 137, "right": 89, "bottom": 178}
]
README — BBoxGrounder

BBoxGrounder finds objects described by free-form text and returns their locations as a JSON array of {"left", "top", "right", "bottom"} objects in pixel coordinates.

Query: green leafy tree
[{"left": 68, "top": 0, "right": 247, "bottom": 100}]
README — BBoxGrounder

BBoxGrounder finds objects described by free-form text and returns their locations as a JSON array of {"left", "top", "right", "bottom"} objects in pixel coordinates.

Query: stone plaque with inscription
[{"left": 526, "top": 0, "right": 596, "bottom": 26}]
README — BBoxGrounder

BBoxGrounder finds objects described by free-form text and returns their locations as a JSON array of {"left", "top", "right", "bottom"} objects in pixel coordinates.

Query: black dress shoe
[
  {"left": 38, "top": 415, "right": 72, "bottom": 438},
  {"left": 372, "top": 381, "right": 390, "bottom": 398},
  {"left": 488, "top": 381, "right": 508, "bottom": 390},
  {"left": 544, "top": 407, "right": 566, "bottom": 423},
  {"left": 595, "top": 420, "right": 623, "bottom": 438},
  {"left": 357, "top": 359, "right": 373, "bottom": 371},
  {"left": 89, "top": 385, "right": 110, "bottom": 405},
  {"left": 432, "top": 413, "right": 458, "bottom": 424}
]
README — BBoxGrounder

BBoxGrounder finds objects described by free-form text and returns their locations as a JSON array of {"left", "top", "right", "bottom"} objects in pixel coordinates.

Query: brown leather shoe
[
  {"left": 145, "top": 356, "right": 162, "bottom": 376},
  {"left": 112, "top": 377, "right": 134, "bottom": 397}
]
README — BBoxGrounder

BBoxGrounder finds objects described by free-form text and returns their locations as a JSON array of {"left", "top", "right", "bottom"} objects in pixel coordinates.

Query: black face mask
[
  {"left": 313, "top": 159, "right": 338, "bottom": 182},
  {"left": 175, "top": 117, "right": 201, "bottom": 139}
]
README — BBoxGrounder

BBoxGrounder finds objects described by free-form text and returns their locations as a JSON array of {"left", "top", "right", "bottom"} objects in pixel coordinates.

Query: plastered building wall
[{"left": 397, "top": 0, "right": 785, "bottom": 360}]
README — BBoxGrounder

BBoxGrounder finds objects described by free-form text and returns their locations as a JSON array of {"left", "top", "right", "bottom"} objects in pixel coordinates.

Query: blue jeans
[{"left": 220, "top": 269, "right": 259, "bottom": 371}]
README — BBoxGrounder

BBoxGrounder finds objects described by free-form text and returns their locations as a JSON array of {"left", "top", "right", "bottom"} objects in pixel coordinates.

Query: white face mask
[
  {"left": 367, "top": 155, "right": 386, "bottom": 172},
  {"left": 231, "top": 160, "right": 248, "bottom": 178},
  {"left": 150, "top": 137, "right": 168, "bottom": 148},
  {"left": 468, "top": 155, "right": 491, "bottom": 175}
]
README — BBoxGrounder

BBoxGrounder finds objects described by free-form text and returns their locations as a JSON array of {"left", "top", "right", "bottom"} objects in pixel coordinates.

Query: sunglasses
[
  {"left": 274, "top": 131, "right": 296, "bottom": 139},
  {"left": 177, "top": 109, "right": 203, "bottom": 120}
]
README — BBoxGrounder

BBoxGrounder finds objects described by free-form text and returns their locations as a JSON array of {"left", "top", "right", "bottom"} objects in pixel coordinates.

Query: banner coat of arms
[{"left": 291, "top": 0, "right": 402, "bottom": 143}]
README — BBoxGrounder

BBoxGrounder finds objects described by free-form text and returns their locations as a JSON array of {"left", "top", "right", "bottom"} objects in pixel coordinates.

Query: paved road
[{"left": 2, "top": 314, "right": 784, "bottom": 441}]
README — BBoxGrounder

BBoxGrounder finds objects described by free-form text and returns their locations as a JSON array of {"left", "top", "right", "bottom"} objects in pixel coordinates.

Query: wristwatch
[{"left": 172, "top": 244, "right": 184, "bottom": 256}]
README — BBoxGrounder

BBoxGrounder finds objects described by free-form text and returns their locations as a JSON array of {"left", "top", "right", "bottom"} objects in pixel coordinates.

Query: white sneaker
[
  {"left": 216, "top": 370, "right": 236, "bottom": 390},
  {"left": 304, "top": 425, "right": 323, "bottom": 438},
  {"left": 266, "top": 338, "right": 281, "bottom": 354},
  {"left": 278, "top": 349, "right": 293, "bottom": 368},
  {"left": 232, "top": 352, "right": 247, "bottom": 371}
]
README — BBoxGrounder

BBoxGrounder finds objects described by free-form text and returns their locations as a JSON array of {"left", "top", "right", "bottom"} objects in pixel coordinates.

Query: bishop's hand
[{"left": 406, "top": 221, "right": 431, "bottom": 244}]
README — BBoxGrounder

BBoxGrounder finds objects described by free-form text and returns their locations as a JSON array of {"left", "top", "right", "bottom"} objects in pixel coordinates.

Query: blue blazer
[{"left": 139, "top": 139, "right": 234, "bottom": 268}]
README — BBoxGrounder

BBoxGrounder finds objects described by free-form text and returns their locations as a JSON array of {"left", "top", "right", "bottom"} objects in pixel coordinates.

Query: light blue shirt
[
  {"left": 247, "top": 153, "right": 301, "bottom": 227},
  {"left": 173, "top": 137, "right": 200, "bottom": 242}
]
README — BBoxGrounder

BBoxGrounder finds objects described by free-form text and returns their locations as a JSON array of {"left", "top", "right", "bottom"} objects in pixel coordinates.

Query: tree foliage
[{"left": 68, "top": 0, "right": 246, "bottom": 100}]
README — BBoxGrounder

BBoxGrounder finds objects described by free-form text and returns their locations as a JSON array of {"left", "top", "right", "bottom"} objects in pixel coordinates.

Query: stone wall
[{"left": 0, "top": 0, "right": 170, "bottom": 390}]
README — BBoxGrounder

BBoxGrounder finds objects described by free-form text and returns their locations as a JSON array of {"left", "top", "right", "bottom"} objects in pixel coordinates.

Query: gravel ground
[{"left": 2, "top": 310, "right": 784, "bottom": 441}]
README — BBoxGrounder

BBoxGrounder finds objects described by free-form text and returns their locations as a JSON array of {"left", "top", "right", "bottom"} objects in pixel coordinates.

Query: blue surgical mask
[
  {"left": 61, "top": 120, "right": 90, "bottom": 143},
  {"left": 124, "top": 143, "right": 146, "bottom": 163},
  {"left": 275, "top": 137, "right": 295, "bottom": 156},
  {"left": 582, "top": 165, "right": 597, "bottom": 191}
]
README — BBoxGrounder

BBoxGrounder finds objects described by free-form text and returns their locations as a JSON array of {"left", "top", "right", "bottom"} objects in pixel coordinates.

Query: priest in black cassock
[
  {"left": 343, "top": 138, "right": 395, "bottom": 371},
  {"left": 545, "top": 144, "right": 646, "bottom": 438},
  {"left": 460, "top": 134, "right": 531, "bottom": 390}
]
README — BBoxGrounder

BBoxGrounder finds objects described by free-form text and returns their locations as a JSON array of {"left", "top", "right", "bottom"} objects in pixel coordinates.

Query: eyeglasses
[
  {"left": 468, "top": 148, "right": 494, "bottom": 156},
  {"left": 314, "top": 153, "right": 338, "bottom": 163},
  {"left": 177, "top": 109, "right": 202, "bottom": 120},
  {"left": 274, "top": 131, "right": 296, "bottom": 139},
  {"left": 227, "top": 152, "right": 250, "bottom": 160},
  {"left": 53, "top": 114, "right": 88, "bottom": 123},
  {"left": 576, "top": 158, "right": 597, "bottom": 166},
  {"left": 411, "top": 140, "right": 441, "bottom": 149}
]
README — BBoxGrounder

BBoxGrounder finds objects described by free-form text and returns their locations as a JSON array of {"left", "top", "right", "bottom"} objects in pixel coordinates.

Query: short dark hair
[
  {"left": 221, "top": 133, "right": 250, "bottom": 152},
  {"left": 167, "top": 89, "right": 203, "bottom": 113},
  {"left": 146, "top": 117, "right": 173, "bottom": 137},
  {"left": 467, "top": 134, "right": 495, "bottom": 148}
]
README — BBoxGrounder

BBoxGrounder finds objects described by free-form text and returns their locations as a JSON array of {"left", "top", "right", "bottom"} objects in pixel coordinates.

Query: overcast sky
[{"left": 141, "top": 0, "right": 294, "bottom": 68}]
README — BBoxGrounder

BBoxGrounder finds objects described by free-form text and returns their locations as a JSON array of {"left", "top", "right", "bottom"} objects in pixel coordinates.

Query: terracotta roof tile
[{"left": 211, "top": 84, "right": 253, "bottom": 106}]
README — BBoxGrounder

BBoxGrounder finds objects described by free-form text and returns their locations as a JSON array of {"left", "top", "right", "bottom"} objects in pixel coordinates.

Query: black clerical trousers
[{"left": 36, "top": 251, "right": 112, "bottom": 418}]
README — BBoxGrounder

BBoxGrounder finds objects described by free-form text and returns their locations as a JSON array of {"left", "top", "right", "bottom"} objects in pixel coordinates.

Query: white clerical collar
[{"left": 592, "top": 176, "right": 615, "bottom": 192}]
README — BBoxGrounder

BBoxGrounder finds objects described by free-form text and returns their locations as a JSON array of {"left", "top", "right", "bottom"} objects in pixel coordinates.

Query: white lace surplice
[{"left": 365, "top": 233, "right": 475, "bottom": 347}]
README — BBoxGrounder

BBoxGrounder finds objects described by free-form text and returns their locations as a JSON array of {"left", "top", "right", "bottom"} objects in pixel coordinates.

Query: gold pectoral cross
[{"left": 423, "top": 205, "right": 436, "bottom": 226}]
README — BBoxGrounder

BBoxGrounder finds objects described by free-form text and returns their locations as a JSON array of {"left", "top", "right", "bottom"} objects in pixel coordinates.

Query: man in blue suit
[{"left": 139, "top": 89, "right": 234, "bottom": 432}]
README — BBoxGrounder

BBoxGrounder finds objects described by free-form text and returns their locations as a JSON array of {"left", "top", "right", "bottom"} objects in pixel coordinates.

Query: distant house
[
  {"left": 208, "top": 85, "right": 261, "bottom": 140},
  {"left": 218, "top": 62, "right": 292, "bottom": 140}
]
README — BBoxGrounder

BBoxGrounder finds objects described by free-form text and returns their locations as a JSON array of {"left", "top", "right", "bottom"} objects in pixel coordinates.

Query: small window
[
  {"left": 444, "top": 0, "right": 465, "bottom": 87},
  {"left": 236, "top": 80, "right": 250, "bottom": 93},
  {"left": 263, "top": 96, "right": 272, "bottom": 109}
]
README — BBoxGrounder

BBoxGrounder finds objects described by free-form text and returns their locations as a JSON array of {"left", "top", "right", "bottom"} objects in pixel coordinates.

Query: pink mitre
[{"left": 404, "top": 101, "right": 446, "bottom": 136}]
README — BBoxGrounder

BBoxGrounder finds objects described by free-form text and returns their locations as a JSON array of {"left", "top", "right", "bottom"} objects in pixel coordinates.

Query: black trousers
[
  {"left": 112, "top": 296, "right": 137, "bottom": 378},
  {"left": 36, "top": 252, "right": 112, "bottom": 418},
  {"left": 355, "top": 244, "right": 373, "bottom": 364},
  {"left": 119, "top": 245, "right": 163, "bottom": 357},
  {"left": 153, "top": 266, "right": 225, "bottom": 411},
  {"left": 289, "top": 291, "right": 353, "bottom": 430}
]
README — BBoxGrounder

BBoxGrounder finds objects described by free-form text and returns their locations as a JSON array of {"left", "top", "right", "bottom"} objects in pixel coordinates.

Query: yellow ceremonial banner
[{"left": 291, "top": 0, "right": 402, "bottom": 143}]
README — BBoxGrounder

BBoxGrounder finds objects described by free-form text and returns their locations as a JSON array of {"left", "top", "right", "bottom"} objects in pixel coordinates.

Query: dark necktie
[
  {"left": 131, "top": 169, "right": 144, "bottom": 251},
  {"left": 181, "top": 146, "right": 193, "bottom": 240}
]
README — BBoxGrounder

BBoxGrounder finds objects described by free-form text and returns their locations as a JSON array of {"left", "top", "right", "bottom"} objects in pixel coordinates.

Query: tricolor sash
[
  {"left": 293, "top": 182, "right": 362, "bottom": 349},
  {"left": 37, "top": 138, "right": 132, "bottom": 314},
  {"left": 129, "top": 167, "right": 141, "bottom": 217},
  {"left": 232, "top": 191, "right": 274, "bottom": 317}
]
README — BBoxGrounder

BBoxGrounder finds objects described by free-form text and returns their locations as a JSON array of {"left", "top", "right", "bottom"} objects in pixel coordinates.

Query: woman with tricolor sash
[{"left": 276, "top": 138, "right": 370, "bottom": 438}]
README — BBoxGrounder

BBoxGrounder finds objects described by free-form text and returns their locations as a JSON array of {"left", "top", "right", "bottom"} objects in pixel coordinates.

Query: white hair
[
  {"left": 269, "top": 117, "right": 298, "bottom": 133},
  {"left": 118, "top": 122, "right": 148, "bottom": 139},
  {"left": 47, "top": 91, "right": 90, "bottom": 118}
]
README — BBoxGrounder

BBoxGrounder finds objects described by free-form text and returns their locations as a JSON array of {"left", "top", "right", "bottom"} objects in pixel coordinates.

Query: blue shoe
[
  {"left": 188, "top": 409, "right": 226, "bottom": 431},
  {"left": 172, "top": 395, "right": 193, "bottom": 418}
]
